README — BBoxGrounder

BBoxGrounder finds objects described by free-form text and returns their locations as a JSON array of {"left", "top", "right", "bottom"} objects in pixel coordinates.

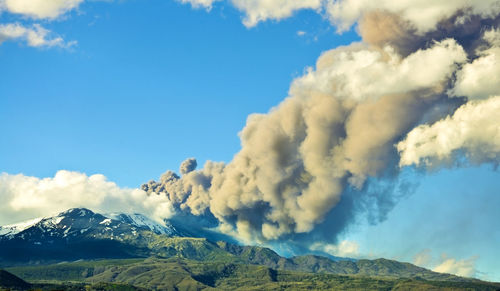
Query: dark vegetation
[
  {"left": 3, "top": 258, "right": 500, "bottom": 291},
  {"left": 2, "top": 209, "right": 499, "bottom": 290}
]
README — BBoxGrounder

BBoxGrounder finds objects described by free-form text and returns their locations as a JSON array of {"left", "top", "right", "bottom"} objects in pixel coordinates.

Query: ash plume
[
  {"left": 141, "top": 1, "right": 500, "bottom": 247},
  {"left": 180, "top": 158, "right": 198, "bottom": 175}
]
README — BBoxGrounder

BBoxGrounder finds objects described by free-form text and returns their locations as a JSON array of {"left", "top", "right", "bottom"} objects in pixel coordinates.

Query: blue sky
[
  {"left": 349, "top": 165, "right": 500, "bottom": 281},
  {"left": 1, "top": 0, "right": 499, "bottom": 282},
  {"left": 0, "top": 0, "right": 358, "bottom": 186}
]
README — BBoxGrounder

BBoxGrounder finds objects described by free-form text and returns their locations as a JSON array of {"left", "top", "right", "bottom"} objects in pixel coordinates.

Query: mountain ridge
[
  {"left": 6, "top": 258, "right": 500, "bottom": 291},
  {"left": 0, "top": 269, "right": 31, "bottom": 290},
  {"left": 0, "top": 208, "right": 493, "bottom": 286}
]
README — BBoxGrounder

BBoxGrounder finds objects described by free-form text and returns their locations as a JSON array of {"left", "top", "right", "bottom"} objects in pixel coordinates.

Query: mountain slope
[
  {"left": 104, "top": 212, "right": 180, "bottom": 236},
  {"left": 0, "top": 208, "right": 186, "bottom": 264},
  {"left": 7, "top": 258, "right": 500, "bottom": 291},
  {"left": 0, "top": 208, "right": 183, "bottom": 242},
  {"left": 0, "top": 208, "right": 494, "bottom": 285},
  {"left": 0, "top": 269, "right": 31, "bottom": 290},
  {"left": 0, "top": 218, "right": 42, "bottom": 238}
]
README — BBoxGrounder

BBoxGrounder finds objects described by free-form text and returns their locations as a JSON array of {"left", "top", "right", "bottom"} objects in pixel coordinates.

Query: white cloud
[
  {"left": 0, "top": 171, "right": 175, "bottom": 225},
  {"left": 0, "top": 23, "right": 76, "bottom": 48},
  {"left": 3, "top": 0, "right": 499, "bottom": 35},
  {"left": 290, "top": 39, "right": 466, "bottom": 101},
  {"left": 179, "top": 0, "right": 220, "bottom": 10},
  {"left": 433, "top": 255, "right": 478, "bottom": 277},
  {"left": 175, "top": 0, "right": 500, "bottom": 32},
  {"left": 451, "top": 48, "right": 500, "bottom": 100},
  {"left": 413, "top": 250, "right": 478, "bottom": 278},
  {"left": 0, "top": 0, "right": 84, "bottom": 19},
  {"left": 178, "top": 0, "right": 500, "bottom": 31},
  {"left": 0, "top": 0, "right": 84, "bottom": 48},
  {"left": 310, "top": 240, "right": 360, "bottom": 257},
  {"left": 230, "top": 0, "right": 322, "bottom": 27},
  {"left": 297, "top": 30, "right": 306, "bottom": 36},
  {"left": 398, "top": 96, "right": 500, "bottom": 167},
  {"left": 450, "top": 29, "right": 500, "bottom": 100},
  {"left": 326, "top": 0, "right": 500, "bottom": 33}
]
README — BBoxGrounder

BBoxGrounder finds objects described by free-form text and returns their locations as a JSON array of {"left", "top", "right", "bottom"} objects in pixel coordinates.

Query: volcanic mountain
[
  {"left": 1, "top": 208, "right": 498, "bottom": 291},
  {"left": 0, "top": 208, "right": 185, "bottom": 264}
]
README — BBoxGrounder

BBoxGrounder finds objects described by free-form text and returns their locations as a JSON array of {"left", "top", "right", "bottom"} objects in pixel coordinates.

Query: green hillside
[
  {"left": 117, "top": 235, "right": 482, "bottom": 282},
  {"left": 2, "top": 211, "right": 499, "bottom": 291},
  {"left": 6, "top": 258, "right": 500, "bottom": 291},
  {"left": 5, "top": 236, "right": 497, "bottom": 286}
]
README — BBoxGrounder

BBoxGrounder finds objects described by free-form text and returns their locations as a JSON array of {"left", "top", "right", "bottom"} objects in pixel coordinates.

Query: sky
[
  {"left": 1, "top": 0, "right": 500, "bottom": 282},
  {"left": 0, "top": 0, "right": 358, "bottom": 186}
]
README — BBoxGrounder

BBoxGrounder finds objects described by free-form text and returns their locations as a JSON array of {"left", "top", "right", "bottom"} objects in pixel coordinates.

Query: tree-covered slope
[
  {"left": 6, "top": 258, "right": 500, "bottom": 291},
  {"left": 2, "top": 208, "right": 499, "bottom": 290}
]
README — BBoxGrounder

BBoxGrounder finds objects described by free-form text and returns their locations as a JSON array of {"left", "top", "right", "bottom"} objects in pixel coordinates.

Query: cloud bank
[
  {"left": 326, "top": 0, "right": 500, "bottom": 33},
  {"left": 413, "top": 250, "right": 478, "bottom": 277},
  {"left": 0, "top": 171, "right": 174, "bottom": 225},
  {"left": 398, "top": 96, "right": 500, "bottom": 168},
  {"left": 177, "top": 0, "right": 500, "bottom": 32},
  {"left": 433, "top": 255, "right": 478, "bottom": 278}
]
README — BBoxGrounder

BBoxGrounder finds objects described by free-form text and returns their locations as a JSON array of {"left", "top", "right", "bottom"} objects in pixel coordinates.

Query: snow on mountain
[
  {"left": 0, "top": 217, "right": 43, "bottom": 237},
  {"left": 0, "top": 208, "right": 183, "bottom": 242},
  {"left": 104, "top": 212, "right": 178, "bottom": 236},
  {"left": 0, "top": 208, "right": 194, "bottom": 264}
]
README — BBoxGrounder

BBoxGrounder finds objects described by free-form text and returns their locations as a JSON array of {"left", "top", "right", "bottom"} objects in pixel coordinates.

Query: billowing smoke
[
  {"left": 180, "top": 158, "right": 198, "bottom": 175},
  {"left": 140, "top": 1, "right": 500, "bottom": 247}
]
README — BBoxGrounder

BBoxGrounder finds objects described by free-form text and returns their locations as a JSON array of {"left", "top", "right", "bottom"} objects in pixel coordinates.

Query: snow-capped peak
[
  {"left": 0, "top": 208, "right": 181, "bottom": 241},
  {"left": 104, "top": 212, "right": 177, "bottom": 236},
  {"left": 59, "top": 208, "right": 92, "bottom": 217},
  {"left": 0, "top": 217, "right": 43, "bottom": 237}
]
